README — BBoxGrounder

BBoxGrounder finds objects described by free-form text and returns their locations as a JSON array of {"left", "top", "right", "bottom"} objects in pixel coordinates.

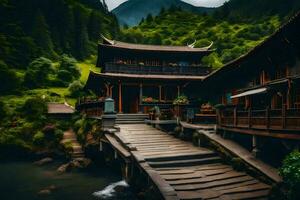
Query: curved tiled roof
[{"left": 101, "top": 35, "right": 214, "bottom": 52}]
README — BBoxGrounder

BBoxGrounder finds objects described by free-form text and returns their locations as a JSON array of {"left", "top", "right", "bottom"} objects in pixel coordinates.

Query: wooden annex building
[
  {"left": 201, "top": 12, "right": 300, "bottom": 160},
  {"left": 83, "top": 36, "right": 213, "bottom": 114}
]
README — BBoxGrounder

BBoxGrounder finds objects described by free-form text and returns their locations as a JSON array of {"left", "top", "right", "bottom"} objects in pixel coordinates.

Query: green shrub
[
  {"left": 279, "top": 150, "right": 300, "bottom": 200},
  {"left": 21, "top": 97, "right": 47, "bottom": 120},
  {"left": 24, "top": 57, "right": 54, "bottom": 88},
  {"left": 0, "top": 100, "right": 7, "bottom": 120},
  {"left": 59, "top": 55, "right": 80, "bottom": 79},
  {"left": 0, "top": 60, "right": 20, "bottom": 93},
  {"left": 57, "top": 70, "right": 73, "bottom": 83},
  {"left": 33, "top": 131, "right": 45, "bottom": 146},
  {"left": 54, "top": 129, "right": 64, "bottom": 142},
  {"left": 68, "top": 81, "right": 84, "bottom": 97}
]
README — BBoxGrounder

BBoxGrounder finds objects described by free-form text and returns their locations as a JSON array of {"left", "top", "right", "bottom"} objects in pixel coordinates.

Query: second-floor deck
[
  {"left": 218, "top": 106, "right": 300, "bottom": 140},
  {"left": 103, "top": 62, "right": 212, "bottom": 76}
]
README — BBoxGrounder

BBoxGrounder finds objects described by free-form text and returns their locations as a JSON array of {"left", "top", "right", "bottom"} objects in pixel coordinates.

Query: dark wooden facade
[
  {"left": 202, "top": 12, "right": 300, "bottom": 141},
  {"left": 83, "top": 37, "right": 213, "bottom": 114}
]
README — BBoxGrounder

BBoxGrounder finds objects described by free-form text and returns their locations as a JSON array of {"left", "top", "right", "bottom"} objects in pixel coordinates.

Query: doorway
[{"left": 123, "top": 85, "right": 140, "bottom": 113}]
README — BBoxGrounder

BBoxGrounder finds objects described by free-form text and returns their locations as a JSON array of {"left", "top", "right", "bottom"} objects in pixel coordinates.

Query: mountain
[
  {"left": 120, "top": 0, "right": 300, "bottom": 69},
  {"left": 112, "top": 0, "right": 215, "bottom": 26}
]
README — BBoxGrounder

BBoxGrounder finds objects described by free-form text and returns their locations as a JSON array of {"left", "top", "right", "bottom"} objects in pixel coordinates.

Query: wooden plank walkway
[{"left": 112, "top": 124, "right": 271, "bottom": 200}]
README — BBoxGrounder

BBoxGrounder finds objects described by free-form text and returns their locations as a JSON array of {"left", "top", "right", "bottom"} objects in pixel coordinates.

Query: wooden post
[
  {"left": 234, "top": 107, "right": 237, "bottom": 127},
  {"left": 139, "top": 84, "right": 143, "bottom": 113},
  {"left": 282, "top": 105, "right": 286, "bottom": 129},
  {"left": 248, "top": 108, "right": 252, "bottom": 128},
  {"left": 159, "top": 85, "right": 162, "bottom": 102},
  {"left": 105, "top": 84, "right": 110, "bottom": 97},
  {"left": 177, "top": 86, "right": 180, "bottom": 97},
  {"left": 118, "top": 82, "right": 122, "bottom": 113},
  {"left": 266, "top": 106, "right": 270, "bottom": 129}
]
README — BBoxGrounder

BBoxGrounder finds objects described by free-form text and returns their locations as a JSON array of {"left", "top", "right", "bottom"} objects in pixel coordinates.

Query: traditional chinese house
[
  {"left": 202, "top": 12, "right": 300, "bottom": 143},
  {"left": 83, "top": 36, "right": 213, "bottom": 114}
]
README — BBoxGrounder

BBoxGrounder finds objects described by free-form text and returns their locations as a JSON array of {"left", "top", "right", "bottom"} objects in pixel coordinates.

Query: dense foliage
[
  {"left": 121, "top": 0, "right": 300, "bottom": 68},
  {"left": 279, "top": 150, "right": 300, "bottom": 200},
  {"left": 0, "top": 0, "right": 119, "bottom": 69},
  {"left": 121, "top": 9, "right": 280, "bottom": 69}
]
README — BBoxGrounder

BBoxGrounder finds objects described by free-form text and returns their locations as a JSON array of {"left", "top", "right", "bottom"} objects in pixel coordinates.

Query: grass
[
  {"left": 77, "top": 55, "right": 101, "bottom": 84},
  {"left": 1, "top": 56, "right": 100, "bottom": 108}
]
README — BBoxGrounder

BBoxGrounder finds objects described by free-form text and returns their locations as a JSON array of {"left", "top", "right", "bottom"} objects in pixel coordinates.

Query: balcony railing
[
  {"left": 104, "top": 63, "right": 212, "bottom": 76},
  {"left": 219, "top": 107, "right": 300, "bottom": 131},
  {"left": 76, "top": 97, "right": 105, "bottom": 117}
]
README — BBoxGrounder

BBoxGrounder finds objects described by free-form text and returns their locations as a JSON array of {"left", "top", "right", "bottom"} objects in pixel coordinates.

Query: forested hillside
[
  {"left": 120, "top": 0, "right": 300, "bottom": 69},
  {"left": 0, "top": 0, "right": 119, "bottom": 69}
]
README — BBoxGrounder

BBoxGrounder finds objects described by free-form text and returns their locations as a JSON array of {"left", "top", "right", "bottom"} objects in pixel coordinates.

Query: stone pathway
[
  {"left": 113, "top": 124, "right": 272, "bottom": 200},
  {"left": 61, "top": 130, "right": 84, "bottom": 159}
]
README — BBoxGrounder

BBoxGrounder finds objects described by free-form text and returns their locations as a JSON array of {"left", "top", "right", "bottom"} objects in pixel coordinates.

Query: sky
[{"left": 105, "top": 0, "right": 228, "bottom": 11}]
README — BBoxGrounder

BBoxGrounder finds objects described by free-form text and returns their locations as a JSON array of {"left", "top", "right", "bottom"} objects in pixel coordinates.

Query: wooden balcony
[
  {"left": 218, "top": 107, "right": 300, "bottom": 140},
  {"left": 104, "top": 63, "right": 212, "bottom": 76},
  {"left": 76, "top": 97, "right": 105, "bottom": 117}
]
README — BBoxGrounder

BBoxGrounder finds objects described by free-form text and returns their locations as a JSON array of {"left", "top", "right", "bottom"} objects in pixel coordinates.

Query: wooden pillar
[
  {"left": 159, "top": 85, "right": 162, "bottom": 102},
  {"left": 266, "top": 106, "right": 270, "bottom": 129},
  {"left": 234, "top": 107, "right": 237, "bottom": 127},
  {"left": 248, "top": 108, "right": 252, "bottom": 128},
  {"left": 177, "top": 86, "right": 180, "bottom": 97},
  {"left": 109, "top": 86, "right": 114, "bottom": 98},
  {"left": 282, "top": 104, "right": 286, "bottom": 129},
  {"left": 139, "top": 84, "right": 143, "bottom": 113},
  {"left": 105, "top": 84, "right": 110, "bottom": 97},
  {"left": 118, "top": 82, "right": 122, "bottom": 113}
]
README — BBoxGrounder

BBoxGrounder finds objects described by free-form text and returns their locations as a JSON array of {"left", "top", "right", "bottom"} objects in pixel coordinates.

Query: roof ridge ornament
[
  {"left": 187, "top": 40, "right": 196, "bottom": 48},
  {"left": 101, "top": 34, "right": 115, "bottom": 45}
]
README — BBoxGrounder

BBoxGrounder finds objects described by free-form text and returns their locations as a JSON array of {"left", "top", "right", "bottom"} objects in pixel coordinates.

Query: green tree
[
  {"left": 59, "top": 55, "right": 80, "bottom": 79},
  {"left": 87, "top": 10, "right": 103, "bottom": 41},
  {"left": 24, "top": 57, "right": 54, "bottom": 88},
  {"left": 68, "top": 81, "right": 84, "bottom": 97},
  {"left": 21, "top": 97, "right": 47, "bottom": 120},
  {"left": 73, "top": 4, "right": 91, "bottom": 60},
  {"left": 32, "top": 10, "right": 55, "bottom": 58}
]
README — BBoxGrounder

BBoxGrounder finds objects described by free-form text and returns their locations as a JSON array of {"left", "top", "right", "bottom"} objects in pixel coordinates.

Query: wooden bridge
[{"left": 105, "top": 123, "right": 272, "bottom": 200}]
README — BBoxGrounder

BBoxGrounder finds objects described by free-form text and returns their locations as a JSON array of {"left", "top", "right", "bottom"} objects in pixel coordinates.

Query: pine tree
[
  {"left": 32, "top": 10, "right": 55, "bottom": 58},
  {"left": 87, "top": 10, "right": 102, "bottom": 42},
  {"left": 73, "top": 4, "right": 90, "bottom": 60}
]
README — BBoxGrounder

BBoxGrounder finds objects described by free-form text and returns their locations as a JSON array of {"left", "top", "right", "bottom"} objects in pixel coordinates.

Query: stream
[{"left": 0, "top": 161, "right": 137, "bottom": 200}]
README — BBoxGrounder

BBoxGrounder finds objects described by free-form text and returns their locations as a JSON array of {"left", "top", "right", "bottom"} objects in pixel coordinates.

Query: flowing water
[{"left": 0, "top": 161, "right": 137, "bottom": 200}]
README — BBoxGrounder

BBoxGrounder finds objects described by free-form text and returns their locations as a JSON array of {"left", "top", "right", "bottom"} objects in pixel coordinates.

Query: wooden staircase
[
  {"left": 116, "top": 113, "right": 148, "bottom": 124},
  {"left": 61, "top": 130, "right": 84, "bottom": 159}
]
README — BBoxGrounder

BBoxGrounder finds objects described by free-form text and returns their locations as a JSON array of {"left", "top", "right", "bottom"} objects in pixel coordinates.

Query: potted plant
[{"left": 173, "top": 95, "right": 189, "bottom": 105}]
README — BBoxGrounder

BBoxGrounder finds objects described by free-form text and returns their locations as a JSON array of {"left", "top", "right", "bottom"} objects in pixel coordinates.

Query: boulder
[
  {"left": 71, "top": 158, "right": 92, "bottom": 169},
  {"left": 38, "top": 189, "right": 51, "bottom": 195},
  {"left": 34, "top": 157, "right": 53, "bottom": 166},
  {"left": 57, "top": 163, "right": 71, "bottom": 173}
]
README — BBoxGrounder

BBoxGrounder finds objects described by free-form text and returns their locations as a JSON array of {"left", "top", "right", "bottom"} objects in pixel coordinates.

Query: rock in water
[
  {"left": 57, "top": 163, "right": 71, "bottom": 173},
  {"left": 34, "top": 157, "right": 53, "bottom": 166},
  {"left": 38, "top": 189, "right": 51, "bottom": 195}
]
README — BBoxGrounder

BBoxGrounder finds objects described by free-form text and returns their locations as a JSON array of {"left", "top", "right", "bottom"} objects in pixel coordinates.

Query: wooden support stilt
[
  {"left": 114, "top": 150, "right": 118, "bottom": 159},
  {"left": 177, "top": 86, "right": 180, "bottom": 97},
  {"left": 252, "top": 135, "right": 260, "bottom": 157},
  {"left": 99, "top": 141, "right": 103, "bottom": 151}
]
